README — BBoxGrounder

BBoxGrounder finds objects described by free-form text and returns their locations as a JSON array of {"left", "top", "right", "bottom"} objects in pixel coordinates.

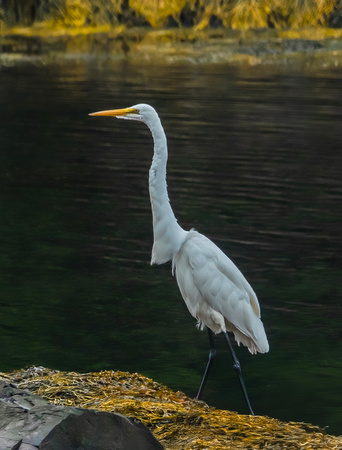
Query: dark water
[{"left": 0, "top": 60, "right": 341, "bottom": 435}]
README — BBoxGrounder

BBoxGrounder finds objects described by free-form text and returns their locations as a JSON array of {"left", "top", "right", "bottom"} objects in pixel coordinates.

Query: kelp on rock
[{"left": 1, "top": 366, "right": 341, "bottom": 450}]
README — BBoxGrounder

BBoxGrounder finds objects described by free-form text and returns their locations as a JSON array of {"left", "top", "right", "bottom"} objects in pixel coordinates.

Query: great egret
[{"left": 89, "top": 104, "right": 269, "bottom": 415}]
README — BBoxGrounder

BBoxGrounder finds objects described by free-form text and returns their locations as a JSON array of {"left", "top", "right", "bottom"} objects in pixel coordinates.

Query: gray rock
[
  {"left": 0, "top": 381, "right": 163, "bottom": 449},
  {"left": 40, "top": 410, "right": 164, "bottom": 450}
]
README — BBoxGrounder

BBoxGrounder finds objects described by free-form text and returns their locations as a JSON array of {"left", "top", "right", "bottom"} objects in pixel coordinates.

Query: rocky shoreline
[
  {"left": 2, "top": 26, "right": 342, "bottom": 67},
  {"left": 0, "top": 366, "right": 341, "bottom": 449}
]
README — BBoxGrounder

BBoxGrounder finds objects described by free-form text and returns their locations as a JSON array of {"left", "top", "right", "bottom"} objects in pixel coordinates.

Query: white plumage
[
  {"left": 173, "top": 230, "right": 269, "bottom": 354},
  {"left": 89, "top": 103, "right": 269, "bottom": 411}
]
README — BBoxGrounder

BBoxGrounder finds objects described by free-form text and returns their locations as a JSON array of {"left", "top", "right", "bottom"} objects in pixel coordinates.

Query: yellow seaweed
[
  {"left": 1, "top": 366, "right": 341, "bottom": 449},
  {"left": 1, "top": 0, "right": 341, "bottom": 31}
]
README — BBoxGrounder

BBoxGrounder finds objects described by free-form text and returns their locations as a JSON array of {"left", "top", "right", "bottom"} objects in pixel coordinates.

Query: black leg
[
  {"left": 223, "top": 331, "right": 255, "bottom": 415},
  {"left": 196, "top": 328, "right": 216, "bottom": 400}
]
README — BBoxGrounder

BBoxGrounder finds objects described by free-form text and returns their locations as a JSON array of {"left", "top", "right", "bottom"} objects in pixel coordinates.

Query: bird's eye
[{"left": 128, "top": 108, "right": 140, "bottom": 115}]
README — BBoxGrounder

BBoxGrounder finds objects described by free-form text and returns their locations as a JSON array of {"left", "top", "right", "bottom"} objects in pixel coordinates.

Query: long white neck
[{"left": 146, "top": 115, "right": 187, "bottom": 265}]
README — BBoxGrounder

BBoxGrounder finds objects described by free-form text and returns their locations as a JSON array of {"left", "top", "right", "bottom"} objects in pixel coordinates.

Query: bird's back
[{"left": 173, "top": 230, "right": 269, "bottom": 354}]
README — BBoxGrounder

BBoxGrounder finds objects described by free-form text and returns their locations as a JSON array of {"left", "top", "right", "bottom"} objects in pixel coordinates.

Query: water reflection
[{"left": 0, "top": 61, "right": 341, "bottom": 434}]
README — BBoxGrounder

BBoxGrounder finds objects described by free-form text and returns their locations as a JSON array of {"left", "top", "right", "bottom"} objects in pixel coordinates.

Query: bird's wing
[{"left": 181, "top": 231, "right": 263, "bottom": 342}]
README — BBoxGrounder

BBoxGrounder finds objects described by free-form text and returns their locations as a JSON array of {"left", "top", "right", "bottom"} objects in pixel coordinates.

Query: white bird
[{"left": 89, "top": 104, "right": 269, "bottom": 414}]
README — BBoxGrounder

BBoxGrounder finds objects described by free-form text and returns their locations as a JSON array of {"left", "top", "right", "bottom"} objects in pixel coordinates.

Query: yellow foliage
[
  {"left": 56, "top": 0, "right": 122, "bottom": 27},
  {"left": 200, "top": 0, "right": 339, "bottom": 30},
  {"left": 228, "top": 0, "right": 272, "bottom": 29},
  {"left": 0, "top": 0, "right": 341, "bottom": 31},
  {"left": 189, "top": 0, "right": 232, "bottom": 29},
  {"left": 129, "top": 0, "right": 187, "bottom": 28},
  {"left": 59, "top": 0, "right": 92, "bottom": 27},
  {"left": 288, "top": 0, "right": 336, "bottom": 28}
]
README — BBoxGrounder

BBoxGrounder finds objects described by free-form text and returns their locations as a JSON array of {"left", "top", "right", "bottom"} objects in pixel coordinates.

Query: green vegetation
[{"left": 1, "top": 0, "right": 342, "bottom": 31}]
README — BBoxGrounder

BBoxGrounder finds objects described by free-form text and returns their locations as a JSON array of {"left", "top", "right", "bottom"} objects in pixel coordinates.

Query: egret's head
[{"left": 89, "top": 103, "right": 157, "bottom": 124}]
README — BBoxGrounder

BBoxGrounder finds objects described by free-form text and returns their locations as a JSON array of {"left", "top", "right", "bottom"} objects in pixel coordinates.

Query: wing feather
[{"left": 174, "top": 230, "right": 269, "bottom": 354}]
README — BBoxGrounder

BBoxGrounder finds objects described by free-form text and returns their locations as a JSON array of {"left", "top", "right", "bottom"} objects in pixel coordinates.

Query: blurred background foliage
[{"left": 1, "top": 0, "right": 342, "bottom": 30}]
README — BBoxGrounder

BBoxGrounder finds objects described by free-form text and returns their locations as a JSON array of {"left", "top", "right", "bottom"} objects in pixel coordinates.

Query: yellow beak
[{"left": 89, "top": 107, "right": 139, "bottom": 117}]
